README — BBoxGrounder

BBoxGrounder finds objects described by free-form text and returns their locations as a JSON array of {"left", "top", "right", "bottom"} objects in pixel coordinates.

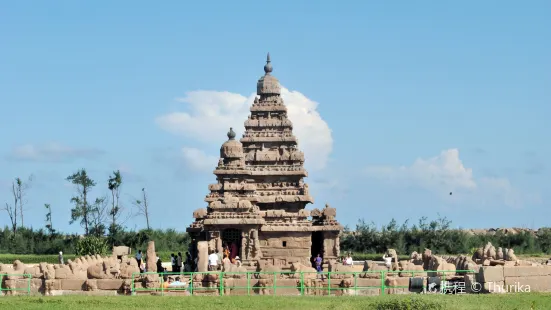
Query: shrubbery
[
  {"left": 373, "top": 297, "right": 444, "bottom": 310},
  {"left": 75, "top": 236, "right": 109, "bottom": 256},
  {"left": 1, "top": 215, "right": 550, "bottom": 259},
  {"left": 341, "top": 216, "right": 551, "bottom": 256},
  {"left": 0, "top": 227, "right": 190, "bottom": 256}
]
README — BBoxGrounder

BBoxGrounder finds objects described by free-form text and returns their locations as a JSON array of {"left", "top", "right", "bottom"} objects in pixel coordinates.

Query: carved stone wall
[
  {"left": 186, "top": 54, "right": 342, "bottom": 267},
  {"left": 257, "top": 231, "right": 311, "bottom": 266}
]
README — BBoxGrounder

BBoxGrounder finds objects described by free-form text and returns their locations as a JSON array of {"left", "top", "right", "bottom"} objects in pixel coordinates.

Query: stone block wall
[
  {"left": 476, "top": 265, "right": 551, "bottom": 293},
  {"left": 259, "top": 231, "right": 311, "bottom": 267}
]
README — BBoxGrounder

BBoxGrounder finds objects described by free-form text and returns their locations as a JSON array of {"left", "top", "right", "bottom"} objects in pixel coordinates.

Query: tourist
[
  {"left": 58, "top": 251, "right": 64, "bottom": 264},
  {"left": 382, "top": 253, "right": 392, "bottom": 270},
  {"left": 163, "top": 277, "right": 172, "bottom": 289},
  {"left": 136, "top": 250, "right": 143, "bottom": 266},
  {"left": 177, "top": 252, "right": 183, "bottom": 272},
  {"left": 208, "top": 250, "right": 219, "bottom": 271},
  {"left": 222, "top": 253, "right": 231, "bottom": 267},
  {"left": 345, "top": 254, "right": 353, "bottom": 266},
  {"left": 171, "top": 253, "right": 177, "bottom": 272},
  {"left": 184, "top": 252, "right": 193, "bottom": 272},
  {"left": 168, "top": 276, "right": 186, "bottom": 288},
  {"left": 314, "top": 254, "right": 322, "bottom": 272},
  {"left": 223, "top": 244, "right": 230, "bottom": 260},
  {"left": 156, "top": 256, "right": 164, "bottom": 273}
]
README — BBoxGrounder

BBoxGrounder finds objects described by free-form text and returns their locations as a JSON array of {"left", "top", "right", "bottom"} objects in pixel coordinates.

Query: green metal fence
[
  {"left": 0, "top": 273, "right": 32, "bottom": 295},
  {"left": 130, "top": 269, "right": 476, "bottom": 296}
]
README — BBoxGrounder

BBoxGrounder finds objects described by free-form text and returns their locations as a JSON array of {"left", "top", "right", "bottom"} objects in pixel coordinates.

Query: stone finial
[
  {"left": 264, "top": 53, "right": 272, "bottom": 75},
  {"left": 227, "top": 127, "right": 236, "bottom": 140}
]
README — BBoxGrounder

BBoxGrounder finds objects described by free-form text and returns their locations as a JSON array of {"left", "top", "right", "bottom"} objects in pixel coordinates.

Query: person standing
[
  {"left": 170, "top": 253, "right": 177, "bottom": 272},
  {"left": 314, "top": 254, "right": 323, "bottom": 272},
  {"left": 177, "top": 252, "right": 183, "bottom": 272},
  {"left": 208, "top": 250, "right": 219, "bottom": 271},
  {"left": 314, "top": 254, "right": 324, "bottom": 281},
  {"left": 345, "top": 253, "right": 353, "bottom": 266},
  {"left": 58, "top": 251, "right": 64, "bottom": 264},
  {"left": 382, "top": 253, "right": 393, "bottom": 270},
  {"left": 136, "top": 250, "right": 143, "bottom": 266}
]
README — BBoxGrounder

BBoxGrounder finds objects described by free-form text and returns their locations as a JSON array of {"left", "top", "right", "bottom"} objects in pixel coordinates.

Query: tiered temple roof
[{"left": 187, "top": 54, "right": 342, "bottom": 259}]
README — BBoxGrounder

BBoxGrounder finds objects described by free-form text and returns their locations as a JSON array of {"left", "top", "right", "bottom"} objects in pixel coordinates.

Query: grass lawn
[{"left": 0, "top": 294, "right": 549, "bottom": 310}]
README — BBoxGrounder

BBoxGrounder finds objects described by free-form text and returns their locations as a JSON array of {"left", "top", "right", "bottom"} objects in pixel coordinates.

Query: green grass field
[{"left": 0, "top": 294, "right": 549, "bottom": 310}]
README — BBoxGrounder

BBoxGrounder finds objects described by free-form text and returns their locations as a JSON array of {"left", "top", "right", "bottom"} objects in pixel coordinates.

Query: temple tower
[{"left": 187, "top": 54, "right": 342, "bottom": 269}]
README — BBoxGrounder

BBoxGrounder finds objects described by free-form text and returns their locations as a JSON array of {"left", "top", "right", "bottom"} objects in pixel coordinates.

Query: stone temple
[{"left": 187, "top": 54, "right": 343, "bottom": 269}]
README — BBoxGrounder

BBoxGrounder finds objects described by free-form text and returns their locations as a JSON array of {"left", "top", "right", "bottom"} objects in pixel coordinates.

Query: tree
[
  {"left": 89, "top": 196, "right": 109, "bottom": 237},
  {"left": 132, "top": 188, "right": 150, "bottom": 230},
  {"left": 1, "top": 176, "right": 31, "bottom": 234},
  {"left": 67, "top": 169, "right": 96, "bottom": 236},
  {"left": 107, "top": 170, "right": 123, "bottom": 238},
  {"left": 44, "top": 203, "right": 56, "bottom": 235},
  {"left": 15, "top": 175, "right": 33, "bottom": 227},
  {"left": 3, "top": 202, "right": 17, "bottom": 234}
]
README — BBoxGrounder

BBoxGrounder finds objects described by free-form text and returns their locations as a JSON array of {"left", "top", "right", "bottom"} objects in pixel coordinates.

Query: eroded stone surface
[{"left": 186, "top": 54, "right": 343, "bottom": 270}]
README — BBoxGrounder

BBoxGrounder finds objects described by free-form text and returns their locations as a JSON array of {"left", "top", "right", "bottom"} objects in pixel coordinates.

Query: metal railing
[
  {"left": 130, "top": 269, "right": 476, "bottom": 296},
  {"left": 0, "top": 273, "right": 32, "bottom": 295}
]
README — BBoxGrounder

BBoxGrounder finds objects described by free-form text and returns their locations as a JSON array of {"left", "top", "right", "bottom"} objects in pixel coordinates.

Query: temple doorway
[
  {"left": 222, "top": 228, "right": 241, "bottom": 259},
  {"left": 311, "top": 231, "right": 324, "bottom": 267}
]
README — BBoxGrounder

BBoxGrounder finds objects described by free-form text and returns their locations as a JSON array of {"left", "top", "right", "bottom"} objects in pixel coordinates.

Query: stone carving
[
  {"left": 222, "top": 260, "right": 247, "bottom": 278},
  {"left": 186, "top": 55, "right": 342, "bottom": 277},
  {"left": 251, "top": 229, "right": 262, "bottom": 260},
  {"left": 398, "top": 260, "right": 425, "bottom": 277},
  {"left": 496, "top": 247, "right": 504, "bottom": 260},
  {"left": 506, "top": 248, "right": 518, "bottom": 261},
  {"left": 429, "top": 256, "right": 456, "bottom": 277},
  {"left": 254, "top": 259, "right": 283, "bottom": 295},
  {"left": 410, "top": 251, "right": 423, "bottom": 265},
  {"left": 361, "top": 261, "right": 386, "bottom": 278},
  {"left": 385, "top": 249, "right": 399, "bottom": 271},
  {"left": 193, "top": 208, "right": 208, "bottom": 220},
  {"left": 327, "top": 260, "right": 354, "bottom": 279},
  {"left": 289, "top": 261, "right": 317, "bottom": 279},
  {"left": 422, "top": 248, "right": 432, "bottom": 270}
]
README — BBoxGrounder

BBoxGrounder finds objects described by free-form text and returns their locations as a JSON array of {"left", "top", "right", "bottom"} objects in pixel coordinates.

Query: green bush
[
  {"left": 0, "top": 254, "right": 78, "bottom": 264},
  {"left": 373, "top": 297, "right": 444, "bottom": 310},
  {"left": 75, "top": 237, "right": 109, "bottom": 256}
]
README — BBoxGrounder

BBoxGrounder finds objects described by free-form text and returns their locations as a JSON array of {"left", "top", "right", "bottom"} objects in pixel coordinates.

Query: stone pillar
[
  {"left": 197, "top": 241, "right": 209, "bottom": 272},
  {"left": 216, "top": 232, "right": 223, "bottom": 256},
  {"left": 240, "top": 231, "right": 247, "bottom": 259},
  {"left": 146, "top": 241, "right": 157, "bottom": 272}
]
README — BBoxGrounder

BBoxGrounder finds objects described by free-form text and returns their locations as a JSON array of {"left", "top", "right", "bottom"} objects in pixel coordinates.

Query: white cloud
[
  {"left": 7, "top": 142, "right": 104, "bottom": 162},
  {"left": 364, "top": 148, "right": 533, "bottom": 209},
  {"left": 181, "top": 147, "right": 219, "bottom": 173},
  {"left": 155, "top": 87, "right": 333, "bottom": 171}
]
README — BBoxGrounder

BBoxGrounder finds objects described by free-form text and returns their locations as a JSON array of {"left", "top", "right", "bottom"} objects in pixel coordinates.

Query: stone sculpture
[{"left": 506, "top": 248, "right": 518, "bottom": 262}]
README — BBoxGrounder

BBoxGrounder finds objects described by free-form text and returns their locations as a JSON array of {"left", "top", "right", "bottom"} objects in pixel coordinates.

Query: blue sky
[{"left": 1, "top": 1, "right": 549, "bottom": 234}]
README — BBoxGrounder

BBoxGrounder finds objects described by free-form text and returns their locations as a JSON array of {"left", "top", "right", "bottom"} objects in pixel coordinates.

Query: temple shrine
[{"left": 187, "top": 54, "right": 343, "bottom": 269}]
